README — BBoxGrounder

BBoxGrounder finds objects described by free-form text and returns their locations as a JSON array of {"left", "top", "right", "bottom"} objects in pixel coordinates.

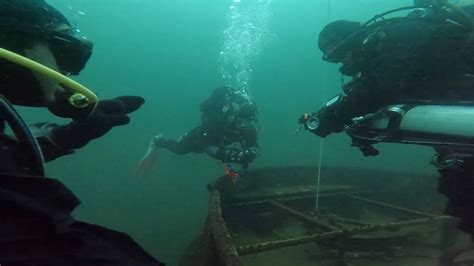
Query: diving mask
[
  {"left": 48, "top": 30, "right": 93, "bottom": 75},
  {"left": 0, "top": 17, "right": 93, "bottom": 76},
  {"left": 0, "top": 23, "right": 93, "bottom": 75}
]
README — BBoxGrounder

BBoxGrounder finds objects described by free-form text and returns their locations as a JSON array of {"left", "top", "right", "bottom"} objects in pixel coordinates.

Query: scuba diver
[
  {"left": 0, "top": 0, "right": 164, "bottom": 265},
  {"left": 136, "top": 86, "right": 258, "bottom": 180},
  {"left": 299, "top": 0, "right": 474, "bottom": 264}
]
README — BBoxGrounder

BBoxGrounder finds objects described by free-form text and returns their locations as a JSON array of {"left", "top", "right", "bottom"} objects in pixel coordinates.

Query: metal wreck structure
[{"left": 180, "top": 166, "right": 471, "bottom": 266}]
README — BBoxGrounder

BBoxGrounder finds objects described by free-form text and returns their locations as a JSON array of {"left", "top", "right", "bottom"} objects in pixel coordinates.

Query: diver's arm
[
  {"left": 32, "top": 120, "right": 111, "bottom": 162},
  {"left": 299, "top": 96, "right": 347, "bottom": 138},
  {"left": 302, "top": 80, "right": 384, "bottom": 137},
  {"left": 31, "top": 122, "right": 74, "bottom": 162}
]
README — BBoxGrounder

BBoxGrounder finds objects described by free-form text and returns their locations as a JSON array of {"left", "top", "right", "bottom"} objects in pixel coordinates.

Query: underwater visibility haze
[{"left": 14, "top": 0, "right": 474, "bottom": 265}]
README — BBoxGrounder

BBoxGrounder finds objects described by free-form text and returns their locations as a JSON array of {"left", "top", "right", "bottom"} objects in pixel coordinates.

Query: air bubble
[{"left": 219, "top": 0, "right": 274, "bottom": 94}]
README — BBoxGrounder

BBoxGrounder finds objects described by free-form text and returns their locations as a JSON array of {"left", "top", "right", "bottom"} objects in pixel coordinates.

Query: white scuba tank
[
  {"left": 401, "top": 105, "right": 474, "bottom": 137},
  {"left": 348, "top": 104, "right": 474, "bottom": 148}
]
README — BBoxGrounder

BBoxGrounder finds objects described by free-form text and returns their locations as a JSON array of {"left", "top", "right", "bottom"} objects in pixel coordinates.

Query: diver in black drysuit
[
  {"left": 299, "top": 1, "right": 474, "bottom": 249},
  {"left": 0, "top": 1, "right": 164, "bottom": 265},
  {"left": 154, "top": 86, "right": 258, "bottom": 169}
]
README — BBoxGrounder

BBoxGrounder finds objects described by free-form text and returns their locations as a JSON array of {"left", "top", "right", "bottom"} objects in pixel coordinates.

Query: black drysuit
[
  {"left": 157, "top": 87, "right": 258, "bottom": 167},
  {"left": 312, "top": 7, "right": 474, "bottom": 238},
  {"left": 0, "top": 97, "right": 164, "bottom": 266}
]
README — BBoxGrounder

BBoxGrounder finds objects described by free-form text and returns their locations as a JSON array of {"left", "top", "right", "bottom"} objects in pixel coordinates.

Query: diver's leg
[
  {"left": 438, "top": 165, "right": 474, "bottom": 238},
  {"left": 440, "top": 218, "right": 459, "bottom": 249},
  {"left": 156, "top": 127, "right": 206, "bottom": 155},
  {"left": 437, "top": 157, "right": 474, "bottom": 265}
]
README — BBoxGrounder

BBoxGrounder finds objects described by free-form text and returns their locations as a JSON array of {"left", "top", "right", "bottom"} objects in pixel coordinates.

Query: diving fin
[{"left": 135, "top": 135, "right": 161, "bottom": 176}]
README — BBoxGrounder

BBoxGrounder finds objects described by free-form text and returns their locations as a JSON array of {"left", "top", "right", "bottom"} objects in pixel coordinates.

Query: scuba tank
[{"left": 347, "top": 104, "right": 474, "bottom": 155}]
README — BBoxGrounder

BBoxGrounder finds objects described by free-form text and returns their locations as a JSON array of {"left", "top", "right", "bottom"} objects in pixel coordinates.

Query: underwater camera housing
[{"left": 346, "top": 104, "right": 474, "bottom": 156}]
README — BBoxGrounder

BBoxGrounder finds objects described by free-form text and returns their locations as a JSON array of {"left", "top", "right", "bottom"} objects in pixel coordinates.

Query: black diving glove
[
  {"left": 51, "top": 96, "right": 145, "bottom": 150},
  {"left": 298, "top": 95, "right": 346, "bottom": 137},
  {"left": 298, "top": 109, "right": 344, "bottom": 137}
]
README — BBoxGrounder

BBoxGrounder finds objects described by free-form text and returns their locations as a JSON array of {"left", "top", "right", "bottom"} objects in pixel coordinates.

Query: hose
[{"left": 0, "top": 48, "right": 98, "bottom": 108}]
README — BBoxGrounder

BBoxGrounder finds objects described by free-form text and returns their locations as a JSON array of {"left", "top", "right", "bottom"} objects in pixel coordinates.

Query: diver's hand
[
  {"left": 299, "top": 95, "right": 347, "bottom": 137},
  {"left": 299, "top": 103, "right": 346, "bottom": 138},
  {"left": 51, "top": 96, "right": 145, "bottom": 149},
  {"left": 298, "top": 112, "right": 333, "bottom": 137},
  {"left": 298, "top": 113, "right": 319, "bottom": 131}
]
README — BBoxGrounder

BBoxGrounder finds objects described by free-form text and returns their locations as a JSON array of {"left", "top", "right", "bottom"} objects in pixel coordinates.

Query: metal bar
[
  {"left": 325, "top": 211, "right": 372, "bottom": 226},
  {"left": 237, "top": 215, "right": 453, "bottom": 255},
  {"left": 345, "top": 194, "right": 439, "bottom": 218},
  {"left": 269, "top": 201, "right": 336, "bottom": 231},
  {"left": 209, "top": 188, "right": 244, "bottom": 266},
  {"left": 225, "top": 190, "right": 375, "bottom": 208}
]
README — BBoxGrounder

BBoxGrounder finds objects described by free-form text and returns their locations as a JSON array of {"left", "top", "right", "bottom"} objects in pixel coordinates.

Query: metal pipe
[
  {"left": 237, "top": 215, "right": 453, "bottom": 255},
  {"left": 345, "top": 194, "right": 439, "bottom": 218}
]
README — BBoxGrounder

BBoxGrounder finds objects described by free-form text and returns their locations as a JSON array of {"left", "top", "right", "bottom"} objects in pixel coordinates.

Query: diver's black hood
[
  {"left": 0, "top": 0, "right": 70, "bottom": 30},
  {"left": 0, "top": 0, "right": 71, "bottom": 107},
  {"left": 318, "top": 20, "right": 363, "bottom": 63}
]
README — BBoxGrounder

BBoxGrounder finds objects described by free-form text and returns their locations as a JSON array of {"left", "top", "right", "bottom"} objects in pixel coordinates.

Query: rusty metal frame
[
  {"left": 236, "top": 215, "right": 452, "bottom": 255},
  {"left": 345, "top": 194, "right": 439, "bottom": 218},
  {"left": 208, "top": 177, "right": 453, "bottom": 262},
  {"left": 208, "top": 187, "right": 244, "bottom": 266},
  {"left": 226, "top": 189, "right": 375, "bottom": 208}
]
